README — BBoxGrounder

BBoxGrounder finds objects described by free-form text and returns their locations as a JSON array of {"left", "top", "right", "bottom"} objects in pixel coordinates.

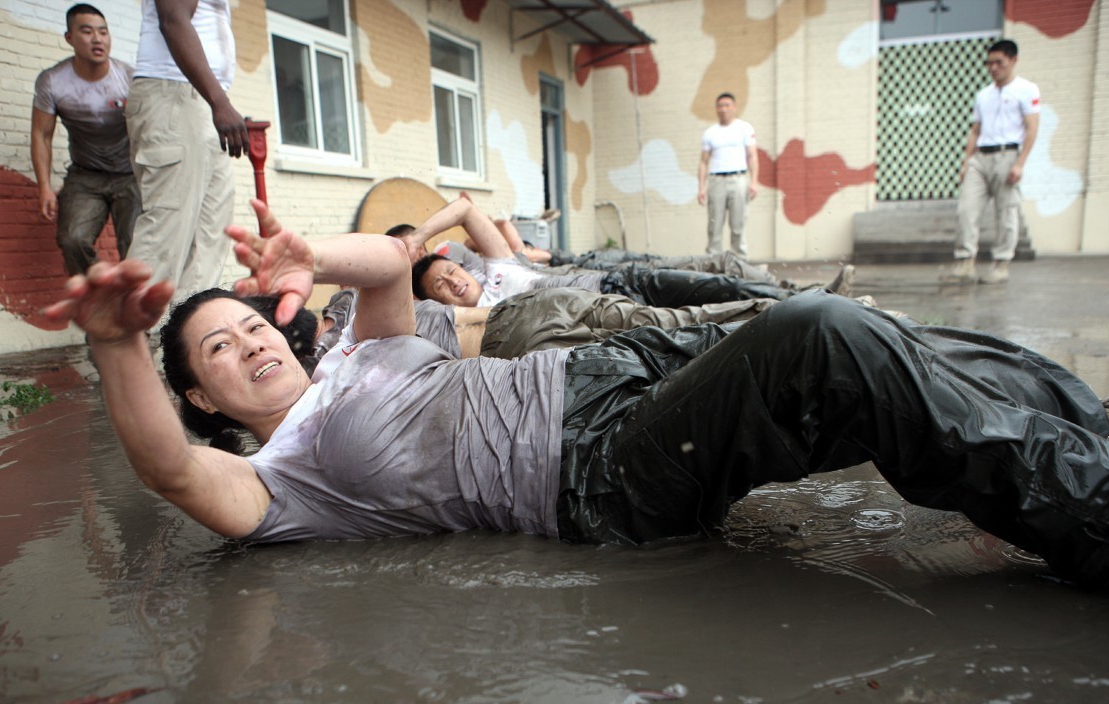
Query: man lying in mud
[
  {"left": 303, "top": 286, "right": 777, "bottom": 370},
  {"left": 45, "top": 199, "right": 1109, "bottom": 588},
  {"left": 400, "top": 196, "right": 817, "bottom": 308}
]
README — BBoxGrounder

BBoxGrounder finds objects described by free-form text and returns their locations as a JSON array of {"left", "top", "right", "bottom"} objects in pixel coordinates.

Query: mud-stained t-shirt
[
  {"left": 243, "top": 335, "right": 569, "bottom": 542},
  {"left": 33, "top": 57, "right": 134, "bottom": 174}
]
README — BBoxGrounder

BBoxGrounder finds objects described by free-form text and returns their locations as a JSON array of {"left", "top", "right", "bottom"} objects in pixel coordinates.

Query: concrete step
[{"left": 853, "top": 200, "right": 1034, "bottom": 264}]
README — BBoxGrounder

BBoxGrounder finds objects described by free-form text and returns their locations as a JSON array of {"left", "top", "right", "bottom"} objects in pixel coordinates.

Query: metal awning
[{"left": 504, "top": 0, "right": 654, "bottom": 48}]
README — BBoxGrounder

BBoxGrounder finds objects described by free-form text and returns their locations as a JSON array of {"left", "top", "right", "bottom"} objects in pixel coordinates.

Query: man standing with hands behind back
[
  {"left": 126, "top": 0, "right": 248, "bottom": 307},
  {"left": 698, "top": 92, "right": 759, "bottom": 259},
  {"left": 31, "top": 4, "right": 139, "bottom": 276},
  {"left": 944, "top": 39, "right": 1040, "bottom": 285}
]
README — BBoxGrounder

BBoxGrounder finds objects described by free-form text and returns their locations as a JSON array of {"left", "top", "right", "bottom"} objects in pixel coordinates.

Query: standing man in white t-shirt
[
  {"left": 125, "top": 0, "right": 248, "bottom": 307},
  {"left": 31, "top": 4, "right": 139, "bottom": 275},
  {"left": 944, "top": 39, "right": 1040, "bottom": 285},
  {"left": 697, "top": 92, "right": 759, "bottom": 259}
]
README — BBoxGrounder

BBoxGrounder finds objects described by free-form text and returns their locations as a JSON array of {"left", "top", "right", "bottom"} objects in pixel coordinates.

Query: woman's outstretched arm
[
  {"left": 43, "top": 261, "right": 272, "bottom": 537},
  {"left": 228, "top": 199, "right": 416, "bottom": 344}
]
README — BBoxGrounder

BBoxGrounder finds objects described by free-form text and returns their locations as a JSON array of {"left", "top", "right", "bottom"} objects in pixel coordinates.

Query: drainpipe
[{"left": 629, "top": 47, "right": 652, "bottom": 249}]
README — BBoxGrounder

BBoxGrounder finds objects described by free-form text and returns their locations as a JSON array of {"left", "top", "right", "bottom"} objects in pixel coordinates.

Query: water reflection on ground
[{"left": 2, "top": 258, "right": 1108, "bottom": 703}]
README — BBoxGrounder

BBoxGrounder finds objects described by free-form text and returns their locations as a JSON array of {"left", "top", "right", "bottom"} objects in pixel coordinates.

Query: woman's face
[{"left": 182, "top": 298, "right": 311, "bottom": 430}]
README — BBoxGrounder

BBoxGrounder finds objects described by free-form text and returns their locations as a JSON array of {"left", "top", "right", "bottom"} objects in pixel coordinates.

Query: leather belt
[
  {"left": 711, "top": 170, "right": 746, "bottom": 176},
  {"left": 978, "top": 143, "right": 1020, "bottom": 154}
]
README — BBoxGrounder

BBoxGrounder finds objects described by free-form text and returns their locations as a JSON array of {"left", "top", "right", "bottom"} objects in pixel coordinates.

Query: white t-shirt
[
  {"left": 134, "top": 0, "right": 235, "bottom": 89},
  {"left": 478, "top": 257, "right": 548, "bottom": 307},
  {"left": 973, "top": 76, "right": 1040, "bottom": 147},
  {"left": 702, "top": 120, "right": 756, "bottom": 173}
]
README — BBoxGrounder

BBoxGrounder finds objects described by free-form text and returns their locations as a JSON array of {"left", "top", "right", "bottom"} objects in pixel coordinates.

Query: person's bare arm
[
  {"left": 958, "top": 122, "right": 981, "bottom": 183},
  {"left": 697, "top": 149, "right": 711, "bottom": 205},
  {"left": 43, "top": 261, "right": 271, "bottom": 537},
  {"left": 746, "top": 141, "right": 759, "bottom": 201},
  {"left": 228, "top": 200, "right": 416, "bottom": 344},
  {"left": 403, "top": 197, "right": 514, "bottom": 262},
  {"left": 154, "top": 0, "right": 247, "bottom": 156},
  {"left": 1009, "top": 112, "right": 1039, "bottom": 185},
  {"left": 30, "top": 108, "right": 59, "bottom": 221}
]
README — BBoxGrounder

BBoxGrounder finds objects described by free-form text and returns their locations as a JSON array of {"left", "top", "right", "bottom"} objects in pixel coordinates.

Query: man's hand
[
  {"left": 747, "top": 183, "right": 759, "bottom": 201},
  {"left": 697, "top": 188, "right": 707, "bottom": 206},
  {"left": 212, "top": 99, "right": 249, "bottom": 158},
  {"left": 227, "top": 199, "right": 315, "bottom": 326},
  {"left": 42, "top": 260, "right": 173, "bottom": 343},
  {"left": 39, "top": 189, "right": 58, "bottom": 221},
  {"left": 958, "top": 160, "right": 970, "bottom": 183},
  {"left": 1006, "top": 163, "right": 1023, "bottom": 186},
  {"left": 397, "top": 233, "right": 427, "bottom": 265}
]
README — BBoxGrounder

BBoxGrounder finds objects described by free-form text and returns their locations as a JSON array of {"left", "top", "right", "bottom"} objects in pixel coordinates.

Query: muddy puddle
[{"left": 2, "top": 258, "right": 1108, "bottom": 703}]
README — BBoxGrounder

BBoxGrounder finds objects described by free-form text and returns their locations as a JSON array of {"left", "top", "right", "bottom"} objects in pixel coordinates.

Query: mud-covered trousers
[
  {"left": 600, "top": 263, "right": 792, "bottom": 305},
  {"left": 556, "top": 291, "right": 1109, "bottom": 587}
]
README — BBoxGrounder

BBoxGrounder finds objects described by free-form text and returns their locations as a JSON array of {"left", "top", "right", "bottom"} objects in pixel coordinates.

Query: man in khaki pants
[
  {"left": 698, "top": 93, "right": 759, "bottom": 259},
  {"left": 944, "top": 39, "right": 1040, "bottom": 285}
]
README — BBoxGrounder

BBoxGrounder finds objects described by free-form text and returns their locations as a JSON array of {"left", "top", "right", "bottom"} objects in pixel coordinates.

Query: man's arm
[
  {"left": 697, "top": 149, "right": 711, "bottom": 205},
  {"left": 154, "top": 0, "right": 248, "bottom": 157},
  {"left": 746, "top": 141, "right": 759, "bottom": 201},
  {"left": 1009, "top": 112, "right": 1039, "bottom": 185},
  {"left": 958, "top": 122, "right": 981, "bottom": 183},
  {"left": 403, "top": 197, "right": 514, "bottom": 263},
  {"left": 30, "top": 108, "right": 59, "bottom": 221}
]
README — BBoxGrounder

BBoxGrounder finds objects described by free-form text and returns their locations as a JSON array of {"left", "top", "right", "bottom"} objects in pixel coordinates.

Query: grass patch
[{"left": 1, "top": 381, "right": 54, "bottom": 418}]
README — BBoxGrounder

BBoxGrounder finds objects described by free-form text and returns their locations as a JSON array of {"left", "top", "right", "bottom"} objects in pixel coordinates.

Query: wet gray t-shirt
[
  {"left": 33, "top": 57, "right": 134, "bottom": 174},
  {"left": 244, "top": 335, "right": 569, "bottom": 542},
  {"left": 414, "top": 299, "right": 461, "bottom": 357}
]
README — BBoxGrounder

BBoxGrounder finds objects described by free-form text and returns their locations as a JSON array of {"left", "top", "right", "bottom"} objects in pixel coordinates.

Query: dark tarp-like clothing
[
  {"left": 557, "top": 291, "right": 1109, "bottom": 587},
  {"left": 601, "top": 264, "right": 794, "bottom": 305}
]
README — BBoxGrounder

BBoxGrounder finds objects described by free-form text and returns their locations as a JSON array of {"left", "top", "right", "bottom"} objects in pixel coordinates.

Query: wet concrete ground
[{"left": 1, "top": 257, "right": 1108, "bottom": 703}]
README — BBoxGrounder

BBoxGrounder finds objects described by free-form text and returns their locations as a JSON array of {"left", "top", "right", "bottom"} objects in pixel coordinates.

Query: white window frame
[
  {"left": 266, "top": 4, "right": 361, "bottom": 167},
  {"left": 430, "top": 29, "right": 485, "bottom": 181}
]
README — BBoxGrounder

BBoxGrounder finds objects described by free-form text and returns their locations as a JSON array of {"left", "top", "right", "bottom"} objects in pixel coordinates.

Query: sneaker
[
  {"left": 940, "top": 258, "right": 977, "bottom": 284},
  {"left": 828, "top": 264, "right": 856, "bottom": 297},
  {"left": 979, "top": 261, "right": 1010, "bottom": 285}
]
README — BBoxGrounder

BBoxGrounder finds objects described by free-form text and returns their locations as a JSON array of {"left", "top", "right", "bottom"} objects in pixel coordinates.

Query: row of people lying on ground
[
  {"left": 45, "top": 198, "right": 1109, "bottom": 589},
  {"left": 305, "top": 198, "right": 861, "bottom": 367},
  {"left": 384, "top": 195, "right": 854, "bottom": 312}
]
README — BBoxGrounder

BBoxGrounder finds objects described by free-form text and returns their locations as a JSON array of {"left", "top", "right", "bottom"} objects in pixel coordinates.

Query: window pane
[
  {"left": 434, "top": 85, "right": 457, "bottom": 168},
  {"left": 316, "top": 51, "right": 351, "bottom": 154},
  {"left": 880, "top": 0, "right": 1002, "bottom": 41},
  {"left": 457, "top": 93, "right": 476, "bottom": 172},
  {"left": 267, "top": 0, "right": 346, "bottom": 35},
  {"left": 273, "top": 36, "right": 316, "bottom": 148},
  {"left": 431, "top": 34, "right": 475, "bottom": 80}
]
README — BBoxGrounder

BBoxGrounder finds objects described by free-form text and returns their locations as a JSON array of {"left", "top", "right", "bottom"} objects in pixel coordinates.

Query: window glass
[
  {"left": 880, "top": 0, "right": 1002, "bottom": 42},
  {"left": 267, "top": 0, "right": 346, "bottom": 35},
  {"left": 458, "top": 93, "right": 476, "bottom": 172},
  {"left": 272, "top": 36, "right": 316, "bottom": 148},
  {"left": 434, "top": 85, "right": 458, "bottom": 169},
  {"left": 317, "top": 51, "right": 350, "bottom": 154},
  {"left": 431, "top": 33, "right": 475, "bottom": 80}
]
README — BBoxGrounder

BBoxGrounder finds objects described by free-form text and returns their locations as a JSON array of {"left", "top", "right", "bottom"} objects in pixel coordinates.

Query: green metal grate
[{"left": 877, "top": 36, "right": 997, "bottom": 201}]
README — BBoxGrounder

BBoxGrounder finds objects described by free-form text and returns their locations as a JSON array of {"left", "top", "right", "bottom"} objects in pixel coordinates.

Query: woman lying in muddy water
[{"left": 45, "top": 200, "right": 1109, "bottom": 588}]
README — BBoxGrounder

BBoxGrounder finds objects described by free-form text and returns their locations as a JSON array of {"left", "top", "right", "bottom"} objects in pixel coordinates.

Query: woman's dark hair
[
  {"left": 411, "top": 253, "right": 449, "bottom": 300},
  {"left": 161, "top": 289, "right": 320, "bottom": 455}
]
